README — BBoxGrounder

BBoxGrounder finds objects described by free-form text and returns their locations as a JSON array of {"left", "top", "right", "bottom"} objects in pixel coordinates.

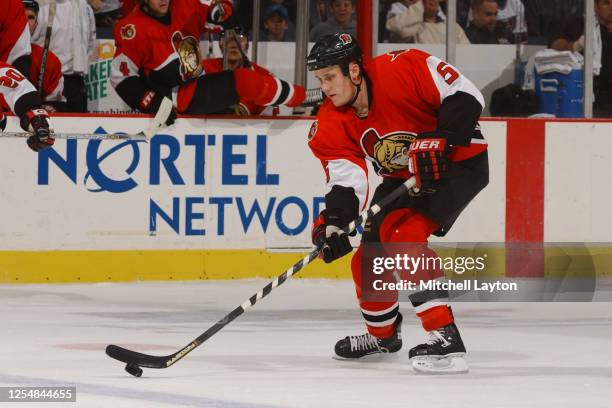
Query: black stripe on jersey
[
  {"left": 362, "top": 305, "right": 399, "bottom": 323},
  {"left": 437, "top": 91, "right": 483, "bottom": 147},
  {"left": 11, "top": 55, "right": 32, "bottom": 81},
  {"left": 148, "top": 59, "right": 185, "bottom": 89},
  {"left": 114, "top": 76, "right": 151, "bottom": 112},
  {"left": 273, "top": 80, "right": 291, "bottom": 105},
  {"left": 408, "top": 289, "right": 449, "bottom": 308}
]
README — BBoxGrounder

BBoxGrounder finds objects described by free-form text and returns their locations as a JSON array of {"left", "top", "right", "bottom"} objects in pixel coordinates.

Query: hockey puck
[{"left": 125, "top": 363, "right": 143, "bottom": 377}]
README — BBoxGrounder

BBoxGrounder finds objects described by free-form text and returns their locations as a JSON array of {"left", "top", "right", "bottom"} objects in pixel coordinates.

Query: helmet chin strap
[{"left": 346, "top": 76, "right": 362, "bottom": 107}]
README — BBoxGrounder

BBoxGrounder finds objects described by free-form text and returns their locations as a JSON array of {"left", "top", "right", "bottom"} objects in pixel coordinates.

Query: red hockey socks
[
  {"left": 350, "top": 247, "right": 400, "bottom": 339},
  {"left": 416, "top": 305, "right": 454, "bottom": 331}
]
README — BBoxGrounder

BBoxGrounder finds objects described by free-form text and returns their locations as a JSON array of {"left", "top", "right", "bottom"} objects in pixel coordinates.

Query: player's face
[
  {"left": 596, "top": 0, "right": 612, "bottom": 25},
  {"left": 473, "top": 2, "right": 498, "bottom": 32},
  {"left": 25, "top": 9, "right": 38, "bottom": 35},
  {"left": 146, "top": 0, "right": 170, "bottom": 17},
  {"left": 314, "top": 65, "right": 355, "bottom": 107}
]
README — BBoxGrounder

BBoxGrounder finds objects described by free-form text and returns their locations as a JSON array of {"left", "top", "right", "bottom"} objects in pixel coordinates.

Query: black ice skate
[
  {"left": 408, "top": 321, "right": 468, "bottom": 374},
  {"left": 333, "top": 313, "right": 403, "bottom": 360}
]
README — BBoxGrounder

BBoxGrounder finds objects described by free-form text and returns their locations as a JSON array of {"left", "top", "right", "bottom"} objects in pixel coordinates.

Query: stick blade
[
  {"left": 144, "top": 97, "right": 174, "bottom": 139},
  {"left": 105, "top": 344, "right": 168, "bottom": 369}
]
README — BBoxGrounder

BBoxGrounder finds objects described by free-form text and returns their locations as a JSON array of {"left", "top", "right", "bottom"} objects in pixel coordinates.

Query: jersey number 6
[{"left": 436, "top": 62, "right": 459, "bottom": 85}]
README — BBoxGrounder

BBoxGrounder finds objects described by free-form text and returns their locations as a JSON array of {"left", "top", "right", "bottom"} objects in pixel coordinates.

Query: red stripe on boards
[{"left": 505, "top": 119, "right": 545, "bottom": 277}]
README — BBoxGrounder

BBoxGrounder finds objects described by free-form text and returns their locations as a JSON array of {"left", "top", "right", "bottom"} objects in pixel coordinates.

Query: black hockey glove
[
  {"left": 408, "top": 132, "right": 449, "bottom": 193},
  {"left": 0, "top": 111, "right": 6, "bottom": 132},
  {"left": 312, "top": 209, "right": 354, "bottom": 264},
  {"left": 21, "top": 108, "right": 54, "bottom": 152},
  {"left": 140, "top": 90, "right": 177, "bottom": 126}
]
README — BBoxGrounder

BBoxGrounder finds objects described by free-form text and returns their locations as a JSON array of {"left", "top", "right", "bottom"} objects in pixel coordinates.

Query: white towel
[
  {"left": 71, "top": 0, "right": 90, "bottom": 74},
  {"left": 523, "top": 49, "right": 583, "bottom": 90},
  {"left": 594, "top": 21, "right": 602, "bottom": 76}
]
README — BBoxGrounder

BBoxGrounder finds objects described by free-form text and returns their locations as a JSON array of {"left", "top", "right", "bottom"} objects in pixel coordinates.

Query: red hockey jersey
[
  {"left": 29, "top": 44, "right": 64, "bottom": 103},
  {"left": 200, "top": 58, "right": 275, "bottom": 115},
  {"left": 0, "top": 0, "right": 31, "bottom": 65},
  {"left": 111, "top": 0, "right": 224, "bottom": 112},
  {"left": 308, "top": 49, "right": 487, "bottom": 210}
]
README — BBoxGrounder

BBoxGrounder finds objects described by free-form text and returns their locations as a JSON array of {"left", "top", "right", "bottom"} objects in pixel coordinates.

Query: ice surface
[{"left": 1, "top": 279, "right": 611, "bottom": 408}]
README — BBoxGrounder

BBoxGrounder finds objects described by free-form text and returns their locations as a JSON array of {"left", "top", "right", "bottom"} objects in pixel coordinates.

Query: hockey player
[
  {"left": 0, "top": 0, "right": 32, "bottom": 76},
  {"left": 111, "top": 0, "right": 305, "bottom": 121},
  {"left": 200, "top": 26, "right": 277, "bottom": 115},
  {"left": 0, "top": 61, "right": 55, "bottom": 152},
  {"left": 307, "top": 33, "right": 488, "bottom": 374},
  {"left": 22, "top": 0, "right": 66, "bottom": 111}
]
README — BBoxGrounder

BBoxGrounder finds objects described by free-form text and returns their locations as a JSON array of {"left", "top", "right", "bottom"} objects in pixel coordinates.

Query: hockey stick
[
  {"left": 0, "top": 131, "right": 147, "bottom": 141},
  {"left": 106, "top": 176, "right": 417, "bottom": 377},
  {"left": 0, "top": 97, "right": 173, "bottom": 142},
  {"left": 38, "top": 0, "right": 57, "bottom": 90},
  {"left": 222, "top": 28, "right": 251, "bottom": 114}
]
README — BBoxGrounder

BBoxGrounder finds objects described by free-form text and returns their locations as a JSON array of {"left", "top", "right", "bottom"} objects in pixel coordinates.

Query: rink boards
[{"left": 0, "top": 115, "right": 611, "bottom": 282}]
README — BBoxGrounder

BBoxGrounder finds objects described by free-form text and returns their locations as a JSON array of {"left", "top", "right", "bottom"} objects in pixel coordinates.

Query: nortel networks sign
[{"left": 36, "top": 127, "right": 324, "bottom": 238}]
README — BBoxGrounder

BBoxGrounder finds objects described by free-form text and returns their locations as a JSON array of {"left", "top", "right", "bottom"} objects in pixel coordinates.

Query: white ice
[{"left": 1, "top": 279, "right": 611, "bottom": 408}]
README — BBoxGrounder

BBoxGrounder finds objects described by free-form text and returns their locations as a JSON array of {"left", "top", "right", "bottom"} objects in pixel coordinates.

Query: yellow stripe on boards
[{"left": 0, "top": 250, "right": 352, "bottom": 283}]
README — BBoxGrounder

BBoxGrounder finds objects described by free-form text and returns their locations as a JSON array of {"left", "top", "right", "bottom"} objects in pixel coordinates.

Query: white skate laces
[
  {"left": 425, "top": 329, "right": 451, "bottom": 347},
  {"left": 349, "top": 333, "right": 380, "bottom": 352}
]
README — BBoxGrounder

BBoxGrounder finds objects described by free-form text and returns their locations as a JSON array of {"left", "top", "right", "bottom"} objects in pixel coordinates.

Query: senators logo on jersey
[
  {"left": 308, "top": 121, "right": 318, "bottom": 141},
  {"left": 360, "top": 128, "right": 415, "bottom": 175},
  {"left": 120, "top": 24, "right": 136, "bottom": 40},
  {"left": 172, "top": 32, "right": 203, "bottom": 81}
]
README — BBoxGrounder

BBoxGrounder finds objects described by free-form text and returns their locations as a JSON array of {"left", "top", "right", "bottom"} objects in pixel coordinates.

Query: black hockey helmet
[
  {"left": 23, "top": 0, "right": 39, "bottom": 13},
  {"left": 306, "top": 33, "right": 363, "bottom": 74}
]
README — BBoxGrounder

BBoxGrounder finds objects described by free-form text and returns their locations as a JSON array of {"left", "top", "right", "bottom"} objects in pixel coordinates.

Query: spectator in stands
[
  {"left": 260, "top": 3, "right": 295, "bottom": 41},
  {"left": 88, "top": 0, "right": 124, "bottom": 28},
  {"left": 495, "top": 0, "right": 527, "bottom": 42},
  {"left": 264, "top": 0, "right": 297, "bottom": 22},
  {"left": 550, "top": 0, "right": 612, "bottom": 117},
  {"left": 23, "top": 0, "right": 66, "bottom": 111},
  {"left": 201, "top": 26, "right": 279, "bottom": 115},
  {"left": 386, "top": 0, "right": 470, "bottom": 44},
  {"left": 310, "top": 0, "right": 356, "bottom": 42},
  {"left": 32, "top": 0, "right": 96, "bottom": 112},
  {"left": 465, "top": 0, "right": 513, "bottom": 44}
]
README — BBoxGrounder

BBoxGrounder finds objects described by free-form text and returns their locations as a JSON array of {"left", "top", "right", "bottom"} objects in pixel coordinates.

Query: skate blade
[
  {"left": 411, "top": 356, "right": 469, "bottom": 374},
  {"left": 332, "top": 351, "right": 398, "bottom": 362}
]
